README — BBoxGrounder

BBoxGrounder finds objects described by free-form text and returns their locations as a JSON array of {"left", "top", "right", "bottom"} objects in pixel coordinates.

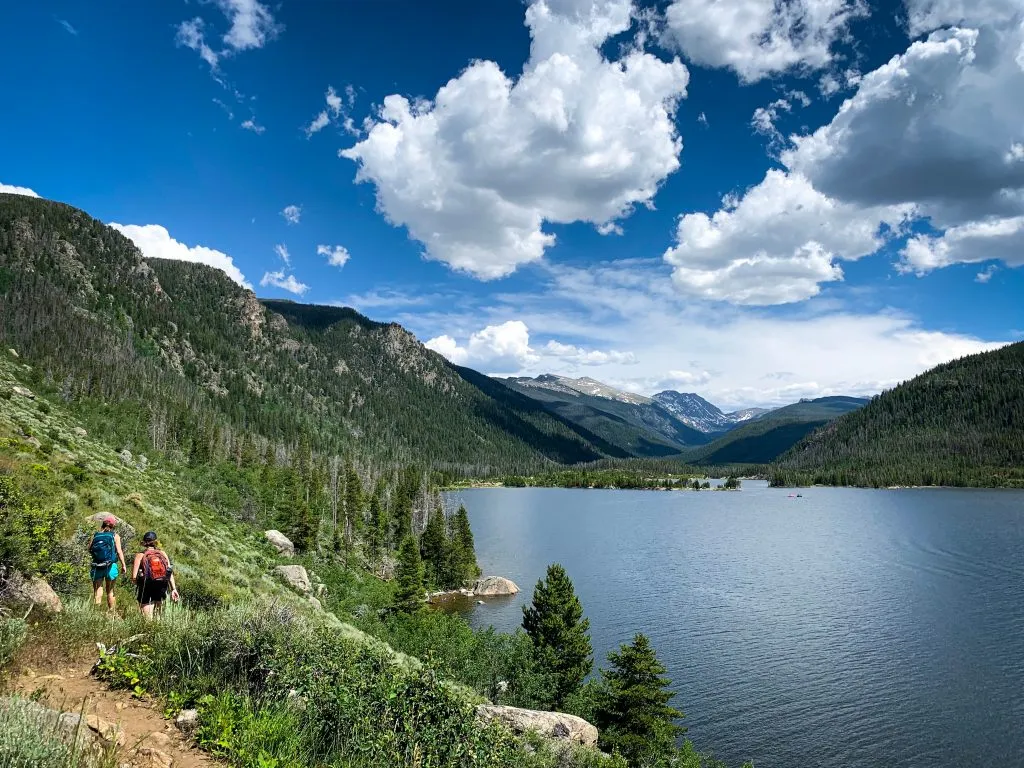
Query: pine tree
[
  {"left": 393, "top": 535, "right": 425, "bottom": 613},
  {"left": 522, "top": 563, "right": 592, "bottom": 708},
  {"left": 594, "top": 634, "right": 685, "bottom": 766},
  {"left": 366, "top": 486, "right": 387, "bottom": 561},
  {"left": 420, "top": 506, "right": 449, "bottom": 588},
  {"left": 449, "top": 505, "right": 479, "bottom": 586},
  {"left": 343, "top": 460, "right": 363, "bottom": 551}
]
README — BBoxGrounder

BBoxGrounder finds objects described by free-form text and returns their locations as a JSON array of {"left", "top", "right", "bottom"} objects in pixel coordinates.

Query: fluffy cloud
[
  {"left": 0, "top": 182, "right": 39, "bottom": 197},
  {"left": 663, "top": 171, "right": 911, "bottom": 304},
  {"left": 176, "top": 18, "right": 219, "bottom": 69},
  {"left": 281, "top": 205, "right": 301, "bottom": 225},
  {"left": 110, "top": 223, "right": 251, "bottom": 288},
  {"left": 341, "top": 0, "right": 689, "bottom": 279},
  {"left": 785, "top": 24, "right": 1024, "bottom": 228},
  {"left": 905, "top": 0, "right": 1023, "bottom": 36},
  {"left": 661, "top": 0, "right": 868, "bottom": 82},
  {"left": 260, "top": 270, "right": 308, "bottom": 295},
  {"left": 240, "top": 119, "right": 265, "bottom": 134},
  {"left": 901, "top": 216, "right": 1024, "bottom": 272},
  {"left": 426, "top": 320, "right": 634, "bottom": 372},
  {"left": 318, "top": 245, "right": 351, "bottom": 268}
]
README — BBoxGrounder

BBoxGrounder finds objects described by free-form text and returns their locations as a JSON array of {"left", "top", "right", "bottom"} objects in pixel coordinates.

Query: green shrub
[{"left": 0, "top": 387, "right": 11, "bottom": 401}]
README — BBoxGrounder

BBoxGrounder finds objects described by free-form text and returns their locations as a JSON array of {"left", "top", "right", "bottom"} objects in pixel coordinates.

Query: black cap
[{"left": 142, "top": 531, "right": 158, "bottom": 543}]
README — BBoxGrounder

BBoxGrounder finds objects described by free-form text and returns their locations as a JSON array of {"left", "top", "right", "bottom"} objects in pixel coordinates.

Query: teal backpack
[{"left": 90, "top": 531, "right": 116, "bottom": 566}]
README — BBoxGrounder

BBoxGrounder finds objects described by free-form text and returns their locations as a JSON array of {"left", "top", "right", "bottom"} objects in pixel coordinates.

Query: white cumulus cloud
[
  {"left": 426, "top": 320, "right": 633, "bottom": 372},
  {"left": 110, "top": 223, "right": 251, "bottom": 289},
  {"left": 341, "top": 0, "right": 689, "bottom": 279},
  {"left": 663, "top": 170, "right": 912, "bottom": 304},
  {"left": 218, "top": 0, "right": 282, "bottom": 52},
  {"left": 281, "top": 205, "right": 301, "bottom": 225},
  {"left": 661, "top": 0, "right": 868, "bottom": 82},
  {"left": 260, "top": 270, "right": 308, "bottom": 296},
  {"left": 318, "top": 245, "right": 351, "bottom": 268},
  {"left": 901, "top": 216, "right": 1024, "bottom": 272},
  {"left": 0, "top": 182, "right": 40, "bottom": 198}
]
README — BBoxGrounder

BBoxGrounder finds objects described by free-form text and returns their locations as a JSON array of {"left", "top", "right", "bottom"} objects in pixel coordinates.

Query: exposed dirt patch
[{"left": 12, "top": 661, "right": 217, "bottom": 768}]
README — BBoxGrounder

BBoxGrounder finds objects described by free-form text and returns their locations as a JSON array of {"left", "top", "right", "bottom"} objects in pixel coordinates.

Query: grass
[{"left": 0, "top": 697, "right": 119, "bottom": 768}]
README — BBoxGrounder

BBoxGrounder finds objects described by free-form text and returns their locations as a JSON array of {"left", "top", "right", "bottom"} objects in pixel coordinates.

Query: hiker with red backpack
[
  {"left": 89, "top": 515, "right": 128, "bottom": 612},
  {"left": 132, "top": 531, "right": 179, "bottom": 619}
]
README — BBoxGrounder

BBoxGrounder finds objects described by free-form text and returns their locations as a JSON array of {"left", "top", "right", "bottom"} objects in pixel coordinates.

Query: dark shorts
[{"left": 136, "top": 579, "right": 168, "bottom": 606}]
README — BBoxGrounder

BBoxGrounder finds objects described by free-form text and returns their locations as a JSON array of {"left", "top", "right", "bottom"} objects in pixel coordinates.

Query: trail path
[{"left": 13, "top": 660, "right": 218, "bottom": 768}]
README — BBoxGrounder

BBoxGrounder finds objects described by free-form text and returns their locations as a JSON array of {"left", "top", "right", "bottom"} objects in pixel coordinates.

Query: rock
[
  {"left": 85, "top": 714, "right": 126, "bottom": 747},
  {"left": 133, "top": 746, "right": 174, "bottom": 768},
  {"left": 146, "top": 732, "right": 174, "bottom": 749},
  {"left": 12, "top": 385, "right": 34, "bottom": 399},
  {"left": 7, "top": 348, "right": 18, "bottom": 358},
  {"left": 6, "top": 573, "right": 63, "bottom": 613},
  {"left": 264, "top": 529, "right": 295, "bottom": 557},
  {"left": 0, "top": 701, "right": 105, "bottom": 758},
  {"left": 475, "top": 705, "right": 599, "bottom": 746},
  {"left": 73, "top": 426, "right": 88, "bottom": 437},
  {"left": 87, "top": 513, "right": 136, "bottom": 538},
  {"left": 136, "top": 455, "right": 149, "bottom": 471},
  {"left": 473, "top": 576, "right": 520, "bottom": 597},
  {"left": 274, "top": 565, "right": 311, "bottom": 594},
  {"left": 175, "top": 709, "right": 199, "bottom": 734},
  {"left": 119, "top": 449, "right": 134, "bottom": 466},
  {"left": 26, "top": 436, "right": 42, "bottom": 450},
  {"left": 307, "top": 595, "right": 323, "bottom": 611}
]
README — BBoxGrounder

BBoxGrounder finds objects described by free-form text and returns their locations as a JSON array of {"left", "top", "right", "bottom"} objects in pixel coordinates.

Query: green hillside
[
  {"left": 0, "top": 193, "right": 610, "bottom": 472},
  {"left": 687, "top": 396, "right": 868, "bottom": 465},
  {"left": 772, "top": 344, "right": 1024, "bottom": 487}
]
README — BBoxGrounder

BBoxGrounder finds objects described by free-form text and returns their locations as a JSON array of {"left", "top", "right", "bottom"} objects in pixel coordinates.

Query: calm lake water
[{"left": 446, "top": 482, "right": 1024, "bottom": 768}]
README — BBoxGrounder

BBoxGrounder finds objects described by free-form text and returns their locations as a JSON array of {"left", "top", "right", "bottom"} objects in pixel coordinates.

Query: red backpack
[{"left": 141, "top": 550, "right": 171, "bottom": 583}]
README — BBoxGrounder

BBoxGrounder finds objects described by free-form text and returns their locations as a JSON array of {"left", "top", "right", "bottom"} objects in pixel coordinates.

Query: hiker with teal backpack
[
  {"left": 132, "top": 531, "right": 179, "bottom": 620},
  {"left": 89, "top": 515, "right": 127, "bottom": 612}
]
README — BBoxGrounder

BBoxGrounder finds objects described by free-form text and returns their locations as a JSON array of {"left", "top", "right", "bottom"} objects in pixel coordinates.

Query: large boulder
[
  {"left": 473, "top": 576, "right": 520, "bottom": 597},
  {"left": 476, "top": 705, "right": 598, "bottom": 746},
  {"left": 12, "top": 385, "right": 34, "bottom": 400},
  {"left": 264, "top": 529, "right": 295, "bottom": 557},
  {"left": 86, "top": 512, "right": 136, "bottom": 539},
  {"left": 5, "top": 574, "right": 63, "bottom": 614},
  {"left": 274, "top": 565, "right": 311, "bottom": 594}
]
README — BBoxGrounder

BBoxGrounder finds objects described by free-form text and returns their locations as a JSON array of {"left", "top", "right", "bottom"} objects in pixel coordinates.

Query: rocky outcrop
[
  {"left": 86, "top": 513, "right": 137, "bottom": 539},
  {"left": 475, "top": 705, "right": 598, "bottom": 746},
  {"left": 274, "top": 565, "right": 311, "bottom": 594},
  {"left": 73, "top": 426, "right": 88, "bottom": 437},
  {"left": 473, "top": 576, "right": 520, "bottom": 596},
  {"left": 5, "top": 573, "right": 63, "bottom": 613},
  {"left": 264, "top": 529, "right": 295, "bottom": 557},
  {"left": 12, "top": 385, "right": 34, "bottom": 399}
]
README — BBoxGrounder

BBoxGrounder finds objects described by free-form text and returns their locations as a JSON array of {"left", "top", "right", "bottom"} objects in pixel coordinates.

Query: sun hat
[{"left": 103, "top": 515, "right": 117, "bottom": 526}]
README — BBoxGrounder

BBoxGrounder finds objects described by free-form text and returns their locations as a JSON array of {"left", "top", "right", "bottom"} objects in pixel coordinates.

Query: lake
[{"left": 446, "top": 482, "right": 1024, "bottom": 768}]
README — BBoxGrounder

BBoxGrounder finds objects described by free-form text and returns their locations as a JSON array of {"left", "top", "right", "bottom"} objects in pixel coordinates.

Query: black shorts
[{"left": 136, "top": 579, "right": 168, "bottom": 606}]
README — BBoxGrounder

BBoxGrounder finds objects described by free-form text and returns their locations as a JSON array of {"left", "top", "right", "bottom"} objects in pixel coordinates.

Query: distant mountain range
[{"left": 500, "top": 374, "right": 869, "bottom": 461}]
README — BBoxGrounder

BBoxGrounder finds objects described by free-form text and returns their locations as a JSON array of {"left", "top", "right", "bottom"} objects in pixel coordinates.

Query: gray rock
[
  {"left": 475, "top": 705, "right": 599, "bottom": 746},
  {"left": 73, "top": 426, "right": 88, "bottom": 437},
  {"left": 7, "top": 348, "right": 18, "bottom": 358},
  {"left": 175, "top": 708, "right": 200, "bottom": 734},
  {"left": 12, "top": 385, "right": 34, "bottom": 399},
  {"left": 6, "top": 573, "right": 63, "bottom": 613},
  {"left": 118, "top": 449, "right": 133, "bottom": 466},
  {"left": 86, "top": 513, "right": 136, "bottom": 539},
  {"left": 307, "top": 595, "right": 323, "bottom": 611},
  {"left": 473, "top": 576, "right": 520, "bottom": 596},
  {"left": 264, "top": 529, "right": 295, "bottom": 557},
  {"left": 136, "top": 455, "right": 149, "bottom": 471},
  {"left": 274, "top": 565, "right": 312, "bottom": 594},
  {"left": 26, "top": 436, "right": 42, "bottom": 450}
]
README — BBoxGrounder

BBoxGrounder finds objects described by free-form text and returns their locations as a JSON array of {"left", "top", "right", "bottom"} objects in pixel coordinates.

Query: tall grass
[{"left": 0, "top": 697, "right": 118, "bottom": 768}]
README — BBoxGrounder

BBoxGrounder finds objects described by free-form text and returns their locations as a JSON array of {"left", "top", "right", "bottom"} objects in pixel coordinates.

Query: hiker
[
  {"left": 132, "top": 531, "right": 179, "bottom": 620},
  {"left": 89, "top": 515, "right": 128, "bottom": 612}
]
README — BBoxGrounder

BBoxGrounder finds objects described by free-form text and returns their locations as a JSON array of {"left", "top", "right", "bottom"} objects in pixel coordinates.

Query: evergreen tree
[
  {"left": 393, "top": 535, "right": 425, "bottom": 613},
  {"left": 522, "top": 563, "right": 592, "bottom": 708},
  {"left": 420, "top": 506, "right": 449, "bottom": 588},
  {"left": 594, "top": 634, "right": 685, "bottom": 766},
  {"left": 343, "top": 461, "right": 364, "bottom": 551},
  {"left": 448, "top": 504, "right": 480, "bottom": 586},
  {"left": 366, "top": 486, "right": 387, "bottom": 561}
]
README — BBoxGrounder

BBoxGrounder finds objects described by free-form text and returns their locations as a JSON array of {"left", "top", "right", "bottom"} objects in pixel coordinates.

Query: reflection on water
[{"left": 446, "top": 482, "right": 1024, "bottom": 768}]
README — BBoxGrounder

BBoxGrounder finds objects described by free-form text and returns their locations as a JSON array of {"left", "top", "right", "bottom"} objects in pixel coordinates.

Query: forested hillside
[
  {"left": 686, "top": 396, "right": 868, "bottom": 465},
  {"left": 0, "top": 193, "right": 611, "bottom": 472},
  {"left": 772, "top": 345, "right": 1024, "bottom": 487}
]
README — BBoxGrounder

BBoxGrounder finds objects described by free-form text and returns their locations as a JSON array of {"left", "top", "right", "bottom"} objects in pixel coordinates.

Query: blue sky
[{"left": 2, "top": 0, "right": 1021, "bottom": 408}]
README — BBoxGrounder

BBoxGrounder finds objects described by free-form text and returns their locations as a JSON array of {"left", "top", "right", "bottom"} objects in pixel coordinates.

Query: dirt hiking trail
[{"left": 13, "top": 659, "right": 219, "bottom": 768}]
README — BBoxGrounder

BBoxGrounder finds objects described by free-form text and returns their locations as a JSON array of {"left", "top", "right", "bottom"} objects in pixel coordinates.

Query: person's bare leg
[
  {"left": 105, "top": 579, "right": 117, "bottom": 612},
  {"left": 93, "top": 580, "right": 104, "bottom": 606},
  {"left": 141, "top": 603, "right": 155, "bottom": 621}
]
